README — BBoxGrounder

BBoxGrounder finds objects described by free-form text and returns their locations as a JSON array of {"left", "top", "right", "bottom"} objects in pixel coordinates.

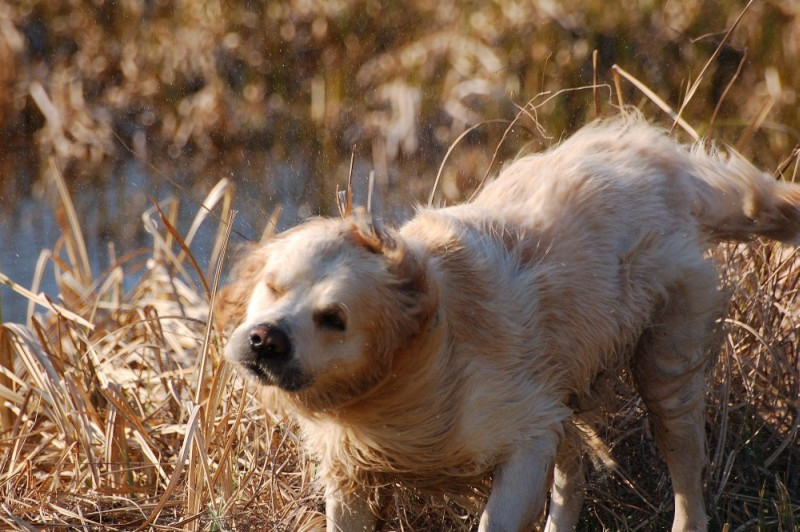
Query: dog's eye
[
  {"left": 266, "top": 283, "right": 282, "bottom": 297},
  {"left": 314, "top": 306, "right": 347, "bottom": 332}
]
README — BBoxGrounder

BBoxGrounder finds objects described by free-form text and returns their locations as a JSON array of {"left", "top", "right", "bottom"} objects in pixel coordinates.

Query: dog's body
[{"left": 221, "top": 117, "right": 800, "bottom": 531}]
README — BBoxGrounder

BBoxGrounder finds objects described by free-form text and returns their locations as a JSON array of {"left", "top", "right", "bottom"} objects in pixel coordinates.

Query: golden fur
[{"left": 221, "top": 116, "right": 800, "bottom": 532}]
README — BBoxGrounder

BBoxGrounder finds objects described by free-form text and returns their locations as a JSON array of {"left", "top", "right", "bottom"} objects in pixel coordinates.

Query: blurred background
[{"left": 1, "top": 0, "right": 798, "bottom": 321}]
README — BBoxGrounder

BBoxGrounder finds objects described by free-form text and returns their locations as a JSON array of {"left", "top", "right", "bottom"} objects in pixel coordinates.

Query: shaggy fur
[{"left": 220, "top": 116, "right": 800, "bottom": 532}]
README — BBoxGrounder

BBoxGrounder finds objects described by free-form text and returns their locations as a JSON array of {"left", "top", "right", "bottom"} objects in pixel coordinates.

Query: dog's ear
[
  {"left": 214, "top": 242, "right": 268, "bottom": 330},
  {"left": 347, "top": 207, "right": 393, "bottom": 254},
  {"left": 347, "top": 208, "right": 431, "bottom": 307}
]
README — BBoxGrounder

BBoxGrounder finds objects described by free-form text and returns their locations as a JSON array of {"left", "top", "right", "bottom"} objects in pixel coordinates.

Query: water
[
  {"left": 0, "top": 151, "right": 416, "bottom": 324},
  {"left": 0, "top": 153, "right": 304, "bottom": 324}
]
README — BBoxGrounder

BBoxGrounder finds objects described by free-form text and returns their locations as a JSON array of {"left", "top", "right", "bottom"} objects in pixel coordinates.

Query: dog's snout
[{"left": 249, "top": 323, "right": 292, "bottom": 360}]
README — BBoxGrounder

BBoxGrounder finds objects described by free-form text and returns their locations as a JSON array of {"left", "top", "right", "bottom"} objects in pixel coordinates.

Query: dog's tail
[{"left": 687, "top": 147, "right": 800, "bottom": 245}]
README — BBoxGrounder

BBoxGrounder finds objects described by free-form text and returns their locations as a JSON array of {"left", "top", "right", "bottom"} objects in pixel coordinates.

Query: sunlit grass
[{"left": 0, "top": 0, "right": 799, "bottom": 528}]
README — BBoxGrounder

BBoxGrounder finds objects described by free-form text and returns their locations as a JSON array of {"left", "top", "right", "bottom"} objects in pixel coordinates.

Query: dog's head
[{"left": 223, "top": 209, "right": 436, "bottom": 411}]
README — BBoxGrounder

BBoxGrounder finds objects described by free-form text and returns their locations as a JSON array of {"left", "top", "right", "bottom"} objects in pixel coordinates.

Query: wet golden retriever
[{"left": 220, "top": 116, "right": 800, "bottom": 532}]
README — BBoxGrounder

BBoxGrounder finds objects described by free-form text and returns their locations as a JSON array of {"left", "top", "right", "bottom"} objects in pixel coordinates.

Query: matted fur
[{"left": 221, "top": 116, "right": 800, "bottom": 532}]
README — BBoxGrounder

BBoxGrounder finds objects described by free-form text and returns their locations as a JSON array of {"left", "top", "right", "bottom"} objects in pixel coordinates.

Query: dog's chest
[{"left": 303, "top": 412, "right": 499, "bottom": 495}]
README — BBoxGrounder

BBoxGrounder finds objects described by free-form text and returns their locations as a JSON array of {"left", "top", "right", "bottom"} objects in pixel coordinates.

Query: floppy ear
[
  {"left": 347, "top": 208, "right": 435, "bottom": 322},
  {"left": 347, "top": 208, "right": 389, "bottom": 254},
  {"left": 215, "top": 242, "right": 269, "bottom": 331}
]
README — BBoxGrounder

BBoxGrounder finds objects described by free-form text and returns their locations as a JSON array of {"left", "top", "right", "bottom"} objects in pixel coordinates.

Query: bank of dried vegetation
[{"left": 0, "top": 0, "right": 799, "bottom": 530}]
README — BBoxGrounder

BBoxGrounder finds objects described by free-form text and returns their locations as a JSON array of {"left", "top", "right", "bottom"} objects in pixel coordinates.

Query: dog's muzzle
[{"left": 225, "top": 322, "right": 309, "bottom": 391}]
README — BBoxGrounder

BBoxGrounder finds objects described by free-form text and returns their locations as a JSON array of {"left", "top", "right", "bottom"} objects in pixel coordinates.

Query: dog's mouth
[
  {"left": 240, "top": 361, "right": 312, "bottom": 392},
  {"left": 242, "top": 361, "right": 273, "bottom": 383}
]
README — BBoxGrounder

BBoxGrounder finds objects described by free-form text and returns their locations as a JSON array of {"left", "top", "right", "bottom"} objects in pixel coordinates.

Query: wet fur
[{"left": 221, "top": 116, "right": 800, "bottom": 532}]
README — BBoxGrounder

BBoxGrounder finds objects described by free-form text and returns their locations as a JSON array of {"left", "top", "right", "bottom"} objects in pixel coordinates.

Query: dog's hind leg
[
  {"left": 543, "top": 433, "right": 585, "bottom": 532},
  {"left": 633, "top": 267, "right": 723, "bottom": 532}
]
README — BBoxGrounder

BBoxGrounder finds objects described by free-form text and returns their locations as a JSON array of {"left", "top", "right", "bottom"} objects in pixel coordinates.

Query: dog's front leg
[
  {"left": 479, "top": 436, "right": 558, "bottom": 532},
  {"left": 325, "top": 484, "right": 377, "bottom": 532}
]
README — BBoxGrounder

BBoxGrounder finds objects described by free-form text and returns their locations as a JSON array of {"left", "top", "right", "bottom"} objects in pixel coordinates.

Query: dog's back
[{"left": 476, "top": 117, "right": 800, "bottom": 246}]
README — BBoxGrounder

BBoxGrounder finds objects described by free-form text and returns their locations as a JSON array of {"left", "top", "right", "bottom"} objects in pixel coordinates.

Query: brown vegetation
[
  {"left": 0, "top": 0, "right": 798, "bottom": 530},
  {"left": 2, "top": 1, "right": 799, "bottom": 184}
]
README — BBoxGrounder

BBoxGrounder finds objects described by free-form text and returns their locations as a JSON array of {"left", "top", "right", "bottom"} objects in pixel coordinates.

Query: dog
[{"left": 220, "top": 116, "right": 800, "bottom": 531}]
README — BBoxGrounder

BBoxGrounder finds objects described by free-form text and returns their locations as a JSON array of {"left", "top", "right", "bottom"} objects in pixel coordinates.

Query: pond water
[{"left": 0, "top": 151, "right": 417, "bottom": 324}]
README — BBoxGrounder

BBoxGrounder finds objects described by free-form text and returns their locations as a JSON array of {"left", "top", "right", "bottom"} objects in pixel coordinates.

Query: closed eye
[
  {"left": 314, "top": 305, "right": 347, "bottom": 332},
  {"left": 266, "top": 282, "right": 283, "bottom": 297}
]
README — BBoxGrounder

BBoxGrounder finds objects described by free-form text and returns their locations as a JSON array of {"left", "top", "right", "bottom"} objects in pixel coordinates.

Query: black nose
[{"left": 249, "top": 323, "right": 292, "bottom": 360}]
